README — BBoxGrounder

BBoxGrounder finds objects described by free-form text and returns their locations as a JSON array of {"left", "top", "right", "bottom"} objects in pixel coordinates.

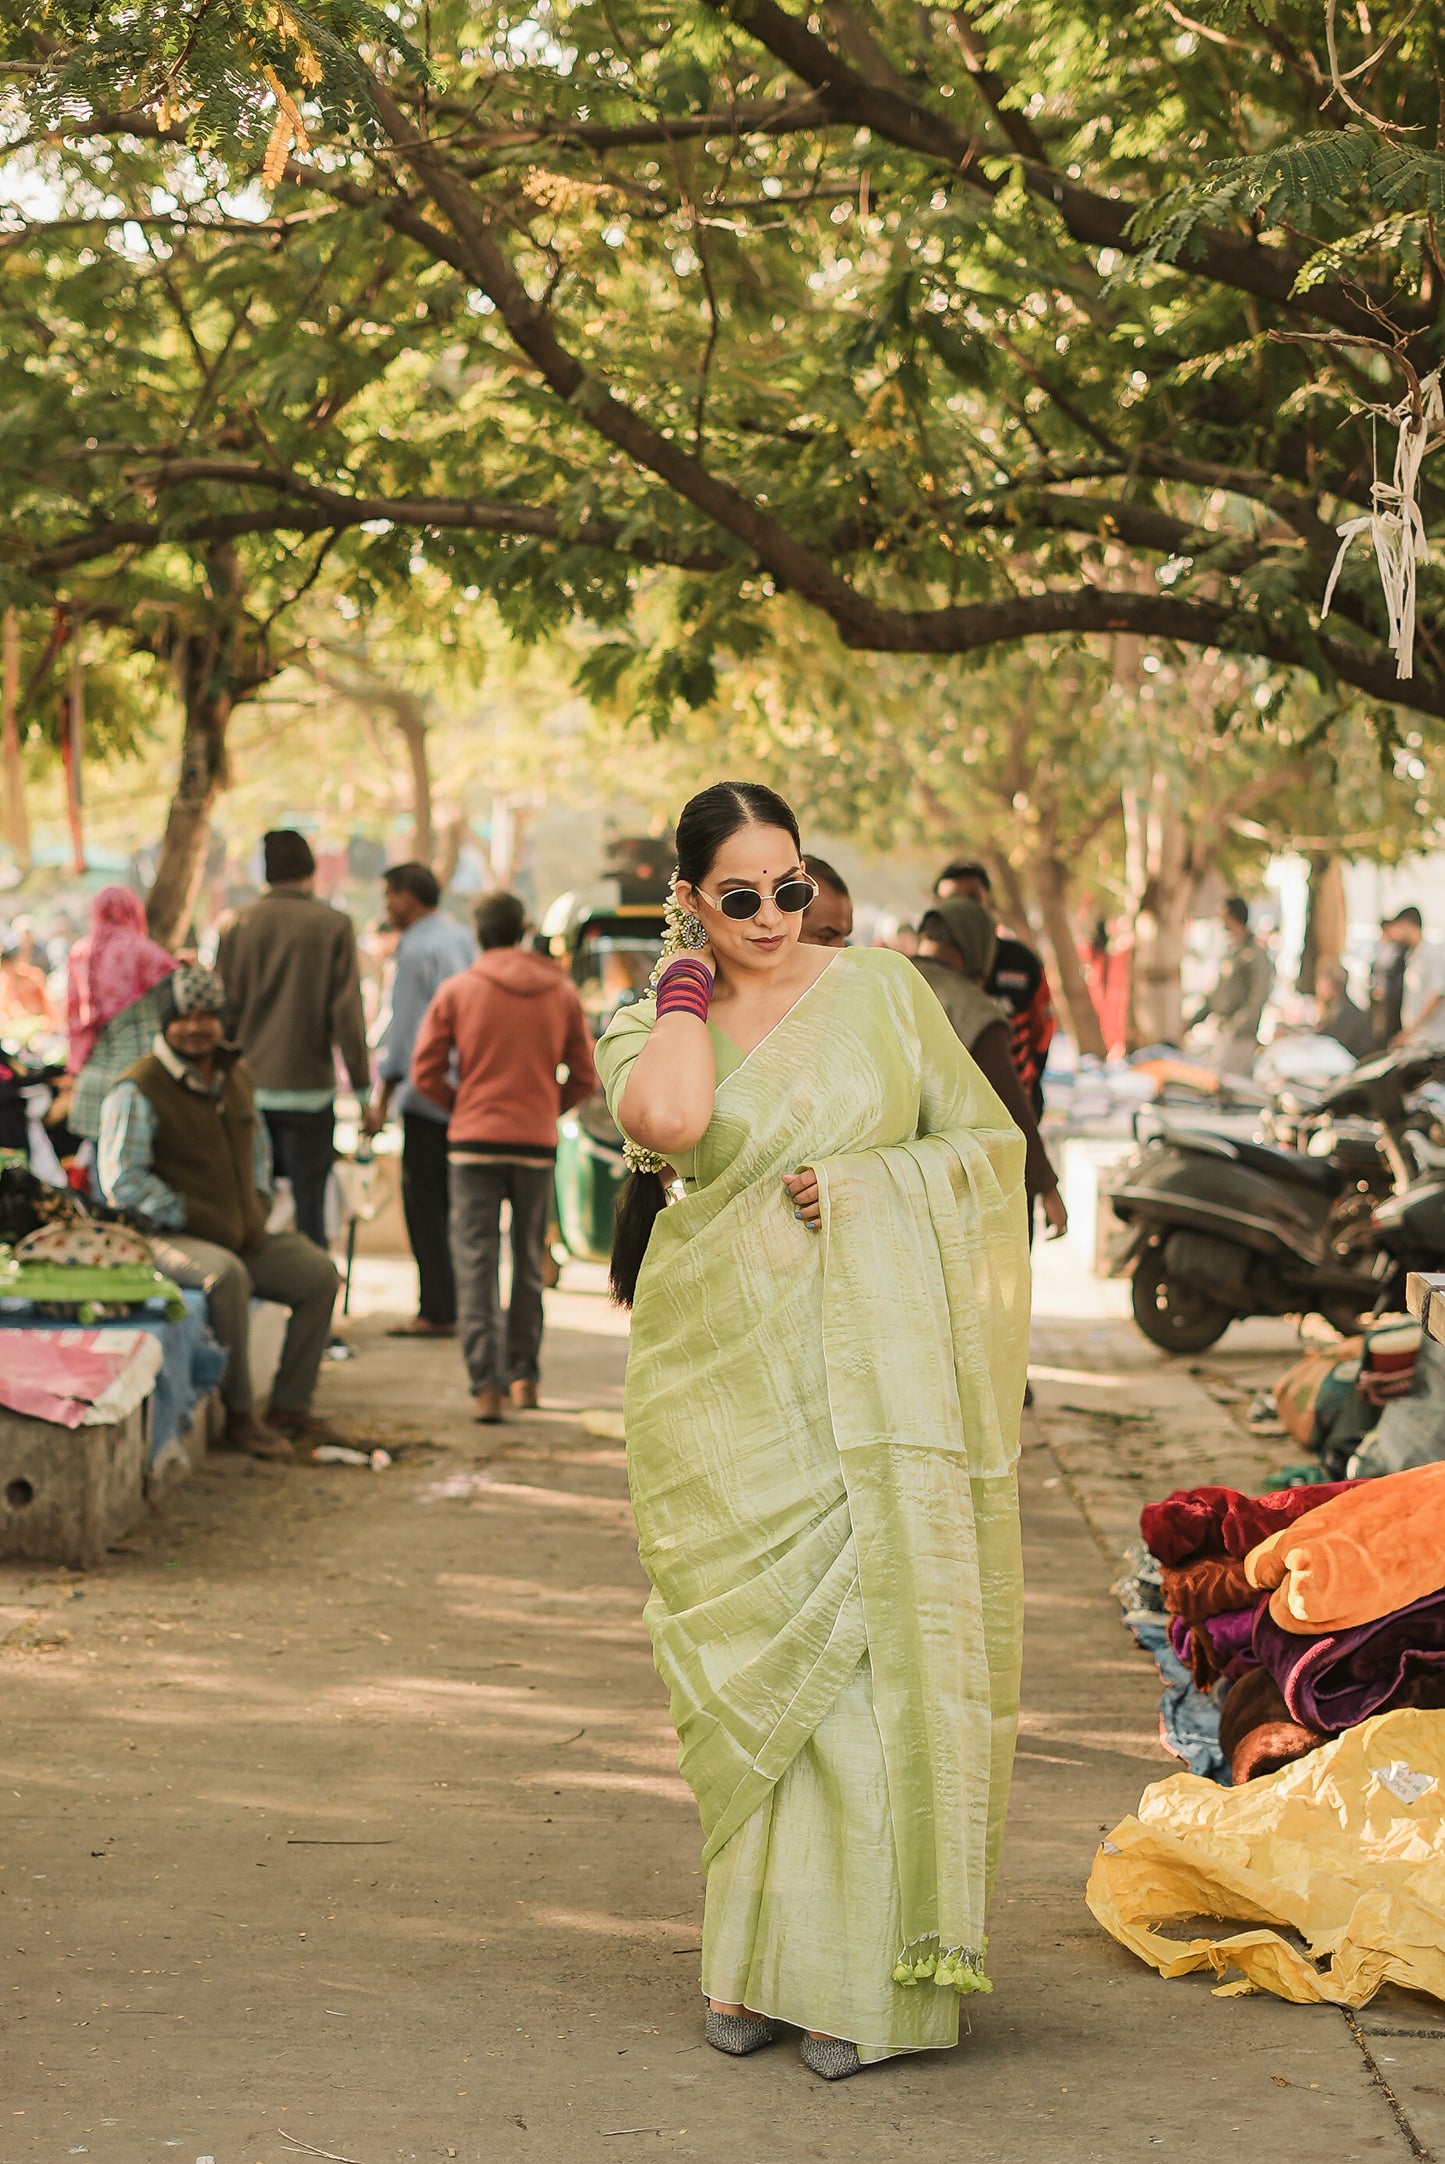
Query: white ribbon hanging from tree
[{"left": 1321, "top": 367, "right": 1443, "bottom": 681}]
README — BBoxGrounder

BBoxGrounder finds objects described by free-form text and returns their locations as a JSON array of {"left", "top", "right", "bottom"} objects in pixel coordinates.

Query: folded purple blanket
[
  {"left": 1254, "top": 1587, "right": 1445, "bottom": 1733},
  {"left": 1168, "top": 1604, "right": 1262, "bottom": 1667}
]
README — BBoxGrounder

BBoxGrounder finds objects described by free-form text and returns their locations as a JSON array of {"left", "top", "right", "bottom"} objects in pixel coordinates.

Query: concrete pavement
[{"left": 0, "top": 1254, "right": 1440, "bottom": 2161}]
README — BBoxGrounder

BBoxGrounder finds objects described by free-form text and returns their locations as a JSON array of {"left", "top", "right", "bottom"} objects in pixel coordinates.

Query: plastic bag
[{"left": 1086, "top": 1707, "right": 1445, "bottom": 2006}]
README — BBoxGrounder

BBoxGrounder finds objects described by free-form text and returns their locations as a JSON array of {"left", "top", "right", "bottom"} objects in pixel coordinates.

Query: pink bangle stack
[{"left": 656, "top": 956, "right": 714, "bottom": 1022}]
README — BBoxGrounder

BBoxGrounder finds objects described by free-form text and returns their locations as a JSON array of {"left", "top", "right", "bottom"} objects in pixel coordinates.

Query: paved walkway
[{"left": 1, "top": 1253, "right": 1441, "bottom": 2162}]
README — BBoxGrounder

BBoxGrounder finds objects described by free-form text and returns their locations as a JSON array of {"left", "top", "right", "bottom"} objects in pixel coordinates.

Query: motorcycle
[{"left": 1106, "top": 1046, "right": 1445, "bottom": 1353}]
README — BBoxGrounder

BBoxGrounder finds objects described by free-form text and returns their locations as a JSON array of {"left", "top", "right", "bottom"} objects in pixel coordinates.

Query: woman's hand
[
  {"left": 782, "top": 1166, "right": 822, "bottom": 1231},
  {"left": 1042, "top": 1186, "right": 1068, "bottom": 1240}
]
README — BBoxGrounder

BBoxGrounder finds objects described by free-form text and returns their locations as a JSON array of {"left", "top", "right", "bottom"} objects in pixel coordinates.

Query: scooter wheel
[{"left": 1131, "top": 1243, "right": 1233, "bottom": 1354}]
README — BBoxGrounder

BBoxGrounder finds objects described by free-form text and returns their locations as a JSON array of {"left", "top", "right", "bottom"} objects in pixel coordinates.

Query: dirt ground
[{"left": 3, "top": 1251, "right": 1444, "bottom": 2164}]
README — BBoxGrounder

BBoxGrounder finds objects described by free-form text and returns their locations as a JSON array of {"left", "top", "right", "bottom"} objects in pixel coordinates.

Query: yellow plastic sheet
[{"left": 1086, "top": 1708, "right": 1445, "bottom": 2006}]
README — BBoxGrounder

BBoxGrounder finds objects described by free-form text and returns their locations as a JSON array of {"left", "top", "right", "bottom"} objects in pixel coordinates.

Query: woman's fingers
[{"left": 782, "top": 1168, "right": 822, "bottom": 1229}]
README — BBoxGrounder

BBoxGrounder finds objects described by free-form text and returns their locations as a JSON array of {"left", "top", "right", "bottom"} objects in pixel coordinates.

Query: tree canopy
[{"left": 8, "top": 1, "right": 1445, "bottom": 728}]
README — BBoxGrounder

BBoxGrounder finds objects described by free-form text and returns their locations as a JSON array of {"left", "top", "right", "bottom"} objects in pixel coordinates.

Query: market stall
[
  {"left": 0, "top": 1210, "right": 225, "bottom": 1565},
  {"left": 1096, "top": 1457, "right": 1445, "bottom": 2006}
]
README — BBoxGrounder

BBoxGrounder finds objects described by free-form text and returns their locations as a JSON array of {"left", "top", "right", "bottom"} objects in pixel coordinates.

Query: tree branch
[
  {"left": 713, "top": 0, "right": 1431, "bottom": 339},
  {"left": 17, "top": 477, "right": 732, "bottom": 576}
]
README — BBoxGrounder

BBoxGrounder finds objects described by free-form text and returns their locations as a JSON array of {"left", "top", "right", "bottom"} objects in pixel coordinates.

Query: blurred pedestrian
[
  {"left": 914, "top": 898, "right": 1066, "bottom": 1236},
  {"left": 1315, "top": 961, "right": 1372, "bottom": 1061},
  {"left": 364, "top": 862, "right": 475, "bottom": 1338},
  {"left": 411, "top": 892, "right": 596, "bottom": 1424},
  {"left": 1391, "top": 907, "right": 1445, "bottom": 1050},
  {"left": 217, "top": 829, "right": 369, "bottom": 1248},
  {"left": 65, "top": 887, "right": 176, "bottom": 1144},
  {"left": 98, "top": 964, "right": 344, "bottom": 1460},
  {"left": 0, "top": 923, "right": 53, "bottom": 1028},
  {"left": 800, "top": 856, "right": 853, "bottom": 947},
  {"left": 1185, "top": 895, "right": 1273, "bottom": 1073},
  {"left": 933, "top": 859, "right": 1055, "bottom": 1115},
  {"left": 1371, "top": 911, "right": 1413, "bottom": 1047}
]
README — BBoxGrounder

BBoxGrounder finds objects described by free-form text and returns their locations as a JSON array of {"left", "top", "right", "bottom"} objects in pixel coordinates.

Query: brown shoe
[
  {"left": 225, "top": 1410, "right": 293, "bottom": 1461},
  {"left": 509, "top": 1379, "right": 538, "bottom": 1411},
  {"left": 267, "top": 1406, "right": 350, "bottom": 1448},
  {"left": 473, "top": 1388, "right": 505, "bottom": 1425},
  {"left": 385, "top": 1318, "right": 457, "bottom": 1338}
]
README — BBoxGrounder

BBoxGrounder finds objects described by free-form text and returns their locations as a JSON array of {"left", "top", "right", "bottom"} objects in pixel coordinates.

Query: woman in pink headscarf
[{"left": 66, "top": 888, "right": 176, "bottom": 1142}]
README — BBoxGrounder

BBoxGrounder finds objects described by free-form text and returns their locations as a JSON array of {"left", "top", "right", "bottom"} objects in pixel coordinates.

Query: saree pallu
[{"left": 596, "top": 947, "right": 1029, "bottom": 2058}]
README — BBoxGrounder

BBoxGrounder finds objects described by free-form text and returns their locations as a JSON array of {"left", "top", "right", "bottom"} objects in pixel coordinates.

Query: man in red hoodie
[{"left": 411, "top": 891, "right": 597, "bottom": 1423}]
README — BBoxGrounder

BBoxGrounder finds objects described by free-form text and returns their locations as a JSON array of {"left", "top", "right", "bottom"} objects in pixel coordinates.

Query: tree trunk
[
  {"left": 146, "top": 549, "right": 269, "bottom": 947},
  {"left": 435, "top": 808, "right": 468, "bottom": 893},
  {"left": 391, "top": 695, "right": 434, "bottom": 865},
  {"left": 0, "top": 609, "right": 30, "bottom": 874},
  {"left": 1123, "top": 774, "right": 1198, "bottom": 1047},
  {"left": 1029, "top": 853, "right": 1108, "bottom": 1059},
  {"left": 1298, "top": 853, "right": 1347, "bottom": 995},
  {"left": 146, "top": 639, "right": 236, "bottom": 947}
]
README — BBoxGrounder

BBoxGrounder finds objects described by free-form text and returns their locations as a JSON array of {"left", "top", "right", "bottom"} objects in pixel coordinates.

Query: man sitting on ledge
[{"left": 97, "top": 962, "right": 345, "bottom": 1462}]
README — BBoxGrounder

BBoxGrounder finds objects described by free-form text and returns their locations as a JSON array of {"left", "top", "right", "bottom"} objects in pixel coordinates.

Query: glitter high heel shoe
[
  {"left": 705, "top": 2009, "right": 780, "bottom": 2056},
  {"left": 799, "top": 2035, "right": 863, "bottom": 2080}
]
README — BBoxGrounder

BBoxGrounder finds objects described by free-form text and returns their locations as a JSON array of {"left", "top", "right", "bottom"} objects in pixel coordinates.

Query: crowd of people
[
  {"left": 23, "top": 828, "right": 1445, "bottom": 1473},
  {"left": 34, "top": 825, "right": 1080, "bottom": 1460}
]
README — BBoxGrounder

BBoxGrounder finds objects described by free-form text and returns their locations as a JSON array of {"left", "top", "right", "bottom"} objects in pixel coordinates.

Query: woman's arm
[{"left": 617, "top": 1003, "right": 717, "bottom": 1156}]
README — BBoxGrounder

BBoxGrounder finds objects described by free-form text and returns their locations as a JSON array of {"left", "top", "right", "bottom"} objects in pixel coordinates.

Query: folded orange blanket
[{"left": 1245, "top": 1460, "right": 1445, "bottom": 1634}]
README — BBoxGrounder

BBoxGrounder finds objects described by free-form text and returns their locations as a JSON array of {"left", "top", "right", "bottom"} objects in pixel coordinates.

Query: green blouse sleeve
[
  {"left": 595, "top": 998, "right": 706, "bottom": 1186},
  {"left": 595, "top": 999, "right": 657, "bottom": 1135}
]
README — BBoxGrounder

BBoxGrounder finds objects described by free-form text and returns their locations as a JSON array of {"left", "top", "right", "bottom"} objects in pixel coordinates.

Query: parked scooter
[{"left": 1106, "top": 1046, "right": 1445, "bottom": 1353}]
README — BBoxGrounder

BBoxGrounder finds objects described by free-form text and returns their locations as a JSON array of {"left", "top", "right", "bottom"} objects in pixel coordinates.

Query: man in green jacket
[
  {"left": 98, "top": 964, "right": 345, "bottom": 1461},
  {"left": 217, "top": 830, "right": 370, "bottom": 1249}
]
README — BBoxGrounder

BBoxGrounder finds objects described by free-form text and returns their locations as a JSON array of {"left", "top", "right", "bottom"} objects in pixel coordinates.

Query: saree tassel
[{"left": 892, "top": 1937, "right": 992, "bottom": 1994}]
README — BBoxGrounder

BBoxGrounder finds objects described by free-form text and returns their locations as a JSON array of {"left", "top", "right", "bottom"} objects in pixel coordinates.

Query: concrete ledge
[
  {"left": 0, "top": 1406, "right": 147, "bottom": 1569},
  {"left": 147, "top": 1388, "right": 224, "bottom": 1501}
]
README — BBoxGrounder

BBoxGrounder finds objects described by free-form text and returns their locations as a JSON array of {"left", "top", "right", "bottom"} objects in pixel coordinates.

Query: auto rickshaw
[{"left": 542, "top": 879, "right": 667, "bottom": 1270}]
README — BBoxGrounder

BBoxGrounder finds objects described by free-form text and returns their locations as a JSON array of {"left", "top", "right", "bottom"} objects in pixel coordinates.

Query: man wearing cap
[
  {"left": 217, "top": 830, "right": 370, "bottom": 1248},
  {"left": 97, "top": 965, "right": 345, "bottom": 1460}
]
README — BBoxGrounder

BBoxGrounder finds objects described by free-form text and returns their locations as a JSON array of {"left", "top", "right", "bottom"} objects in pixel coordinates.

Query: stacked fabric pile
[{"left": 1131, "top": 1464, "right": 1445, "bottom": 1787}]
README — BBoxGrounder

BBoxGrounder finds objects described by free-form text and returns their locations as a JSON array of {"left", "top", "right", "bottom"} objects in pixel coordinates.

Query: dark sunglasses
[{"left": 693, "top": 876, "right": 819, "bottom": 922}]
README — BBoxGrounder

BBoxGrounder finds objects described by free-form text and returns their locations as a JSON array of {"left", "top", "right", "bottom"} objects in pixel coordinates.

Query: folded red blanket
[{"left": 1141, "top": 1480, "right": 1359, "bottom": 1565}]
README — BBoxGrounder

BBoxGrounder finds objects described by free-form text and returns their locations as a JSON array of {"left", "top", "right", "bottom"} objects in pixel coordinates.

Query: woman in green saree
[{"left": 596, "top": 782, "right": 1030, "bottom": 2080}]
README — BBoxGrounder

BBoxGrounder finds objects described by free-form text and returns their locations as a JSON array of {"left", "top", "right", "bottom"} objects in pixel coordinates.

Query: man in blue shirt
[{"left": 363, "top": 862, "right": 475, "bottom": 1337}]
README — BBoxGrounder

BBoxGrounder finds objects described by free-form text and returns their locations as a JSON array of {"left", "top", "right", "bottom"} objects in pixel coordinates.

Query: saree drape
[{"left": 596, "top": 946, "right": 1029, "bottom": 2055}]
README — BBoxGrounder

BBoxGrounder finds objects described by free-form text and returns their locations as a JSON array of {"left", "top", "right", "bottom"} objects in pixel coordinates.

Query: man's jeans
[
  {"left": 449, "top": 1161, "right": 553, "bottom": 1394},
  {"left": 263, "top": 1106, "right": 335, "bottom": 1249}
]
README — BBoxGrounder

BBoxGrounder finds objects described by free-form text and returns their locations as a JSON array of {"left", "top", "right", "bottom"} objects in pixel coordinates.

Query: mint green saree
[{"left": 595, "top": 946, "right": 1029, "bottom": 2060}]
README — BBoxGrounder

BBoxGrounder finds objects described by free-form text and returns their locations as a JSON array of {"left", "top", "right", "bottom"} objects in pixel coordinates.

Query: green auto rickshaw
[{"left": 543, "top": 881, "right": 666, "bottom": 1269}]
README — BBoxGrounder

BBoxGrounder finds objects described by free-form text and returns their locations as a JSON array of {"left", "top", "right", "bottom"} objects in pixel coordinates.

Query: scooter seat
[{"left": 1229, "top": 1138, "right": 1343, "bottom": 1190}]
